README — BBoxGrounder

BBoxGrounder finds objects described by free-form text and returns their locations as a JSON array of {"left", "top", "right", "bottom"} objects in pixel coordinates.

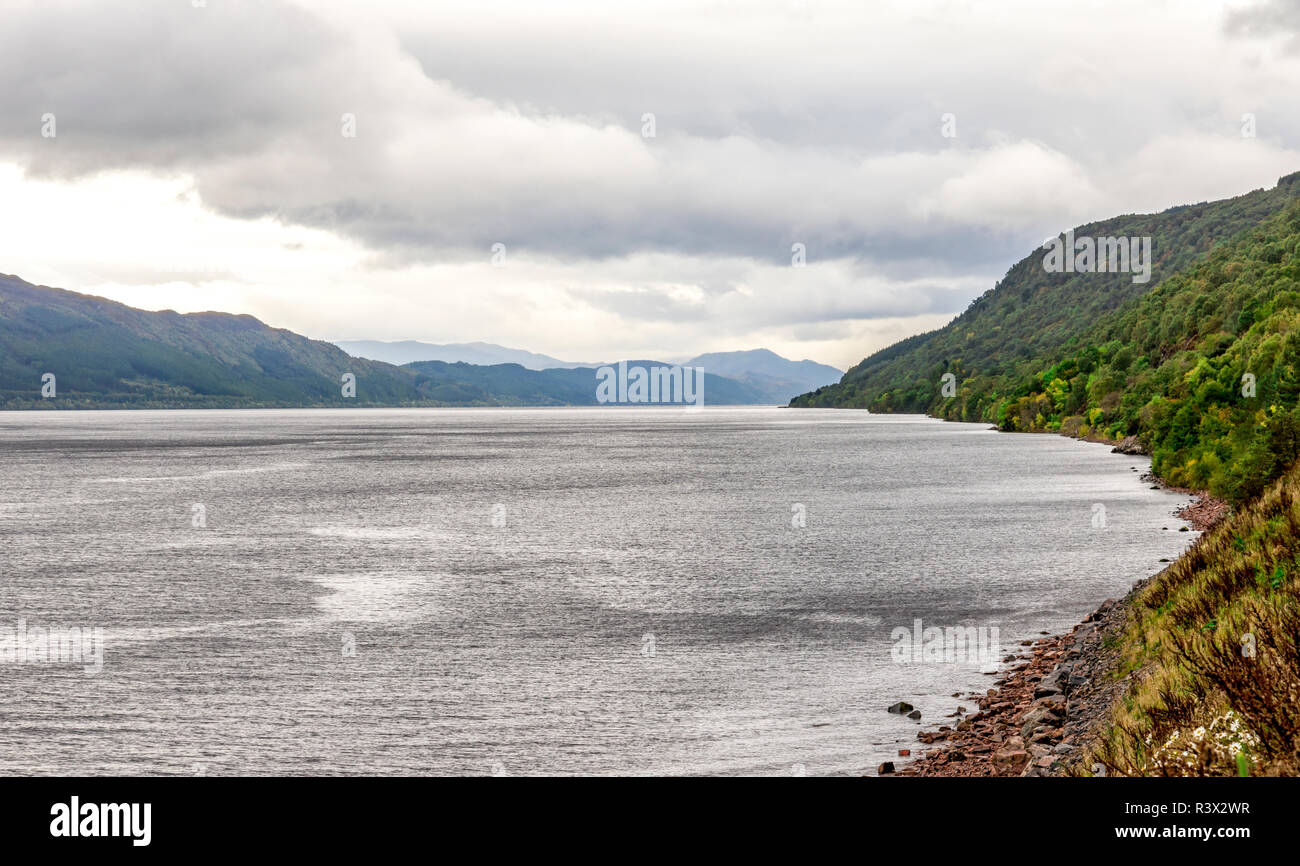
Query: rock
[
  {"left": 956, "top": 706, "right": 967, "bottom": 714},
  {"left": 1053, "top": 743, "right": 1073, "bottom": 754},
  {"left": 878, "top": 762, "right": 895, "bottom": 775},
  {"left": 907, "top": 710, "right": 922, "bottom": 720},
  {"left": 898, "top": 749, "right": 911, "bottom": 757},
  {"left": 992, "top": 746, "right": 1029, "bottom": 775},
  {"left": 1034, "top": 665, "right": 1071, "bottom": 697},
  {"left": 1018, "top": 705, "right": 1063, "bottom": 739},
  {"left": 1035, "top": 694, "right": 1067, "bottom": 711},
  {"left": 948, "top": 750, "right": 966, "bottom": 761},
  {"left": 887, "top": 701, "right": 914, "bottom": 714},
  {"left": 1111, "top": 435, "right": 1145, "bottom": 455}
]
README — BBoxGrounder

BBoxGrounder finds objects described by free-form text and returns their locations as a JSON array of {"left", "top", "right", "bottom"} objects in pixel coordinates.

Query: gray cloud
[
  {"left": 1225, "top": 0, "right": 1300, "bottom": 52},
  {"left": 0, "top": 0, "right": 1298, "bottom": 361},
  {"left": 3, "top": 1, "right": 1294, "bottom": 265}
]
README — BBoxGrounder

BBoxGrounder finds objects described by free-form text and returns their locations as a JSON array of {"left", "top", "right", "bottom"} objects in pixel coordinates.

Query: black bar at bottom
[{"left": 0, "top": 777, "right": 1285, "bottom": 853}]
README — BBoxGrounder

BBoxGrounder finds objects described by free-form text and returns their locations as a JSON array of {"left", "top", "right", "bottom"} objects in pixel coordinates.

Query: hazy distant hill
[
  {"left": 684, "top": 348, "right": 841, "bottom": 403},
  {"left": 339, "top": 341, "right": 842, "bottom": 403},
  {"left": 402, "top": 359, "right": 772, "bottom": 405},
  {"left": 0, "top": 276, "right": 781, "bottom": 407},
  {"left": 335, "top": 339, "right": 584, "bottom": 369}
]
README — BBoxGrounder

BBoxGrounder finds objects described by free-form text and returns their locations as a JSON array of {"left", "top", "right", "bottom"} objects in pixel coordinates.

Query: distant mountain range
[
  {"left": 401, "top": 359, "right": 768, "bottom": 405},
  {"left": 0, "top": 275, "right": 837, "bottom": 407},
  {"left": 682, "top": 348, "right": 841, "bottom": 404},
  {"left": 335, "top": 340, "right": 840, "bottom": 403},
  {"left": 334, "top": 339, "right": 586, "bottom": 370}
]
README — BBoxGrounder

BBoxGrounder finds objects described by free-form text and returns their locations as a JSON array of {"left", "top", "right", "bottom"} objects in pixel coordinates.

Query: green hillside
[
  {"left": 0, "top": 274, "right": 432, "bottom": 407},
  {"left": 792, "top": 172, "right": 1300, "bottom": 428},
  {"left": 984, "top": 201, "right": 1300, "bottom": 503}
]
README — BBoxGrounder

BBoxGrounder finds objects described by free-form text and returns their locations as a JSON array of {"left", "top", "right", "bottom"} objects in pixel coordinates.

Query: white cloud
[{"left": 0, "top": 0, "right": 1297, "bottom": 369}]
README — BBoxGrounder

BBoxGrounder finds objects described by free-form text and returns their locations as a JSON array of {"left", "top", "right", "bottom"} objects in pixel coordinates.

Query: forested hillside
[
  {"left": 0, "top": 274, "right": 431, "bottom": 407},
  {"left": 794, "top": 173, "right": 1300, "bottom": 504},
  {"left": 984, "top": 201, "right": 1300, "bottom": 503},
  {"left": 792, "top": 173, "right": 1300, "bottom": 427}
]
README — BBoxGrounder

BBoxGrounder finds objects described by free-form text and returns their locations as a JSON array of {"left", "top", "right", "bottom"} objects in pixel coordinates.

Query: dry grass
[{"left": 1085, "top": 467, "right": 1300, "bottom": 776}]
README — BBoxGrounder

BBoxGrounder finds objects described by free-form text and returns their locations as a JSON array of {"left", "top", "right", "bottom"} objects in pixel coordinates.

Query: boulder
[
  {"left": 1111, "top": 435, "right": 1145, "bottom": 455},
  {"left": 1018, "top": 704, "right": 1064, "bottom": 740},
  {"left": 992, "top": 746, "right": 1029, "bottom": 775},
  {"left": 1035, "top": 694, "right": 1067, "bottom": 711},
  {"left": 887, "top": 701, "right": 914, "bottom": 715}
]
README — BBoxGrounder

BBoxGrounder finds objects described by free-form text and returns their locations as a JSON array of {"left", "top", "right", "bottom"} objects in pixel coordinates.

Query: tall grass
[{"left": 1087, "top": 465, "right": 1300, "bottom": 776}]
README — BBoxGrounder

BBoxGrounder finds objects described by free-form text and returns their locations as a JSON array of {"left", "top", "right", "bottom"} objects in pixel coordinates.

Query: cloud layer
[{"left": 0, "top": 0, "right": 1298, "bottom": 367}]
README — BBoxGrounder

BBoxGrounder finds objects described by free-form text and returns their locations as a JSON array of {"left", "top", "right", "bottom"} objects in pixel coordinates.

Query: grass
[{"left": 1085, "top": 461, "right": 1300, "bottom": 776}]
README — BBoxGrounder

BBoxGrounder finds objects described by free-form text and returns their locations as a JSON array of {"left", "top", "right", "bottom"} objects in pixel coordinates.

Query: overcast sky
[{"left": 1, "top": 0, "right": 1298, "bottom": 368}]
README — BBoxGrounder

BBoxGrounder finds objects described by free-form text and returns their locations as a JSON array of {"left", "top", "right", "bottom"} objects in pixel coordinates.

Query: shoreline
[
  {"left": 891, "top": 435, "right": 1230, "bottom": 777},
  {"left": 893, "top": 591, "right": 1137, "bottom": 776}
]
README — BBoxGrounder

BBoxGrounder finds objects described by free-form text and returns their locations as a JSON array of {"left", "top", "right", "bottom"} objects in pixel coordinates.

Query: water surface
[{"left": 0, "top": 407, "right": 1195, "bottom": 775}]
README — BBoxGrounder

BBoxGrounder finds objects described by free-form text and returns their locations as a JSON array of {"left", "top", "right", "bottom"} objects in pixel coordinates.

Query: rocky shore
[
  {"left": 889, "top": 482, "right": 1229, "bottom": 777},
  {"left": 879, "top": 429, "right": 1233, "bottom": 777},
  {"left": 889, "top": 592, "right": 1137, "bottom": 776},
  {"left": 1173, "top": 494, "right": 1230, "bottom": 532}
]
